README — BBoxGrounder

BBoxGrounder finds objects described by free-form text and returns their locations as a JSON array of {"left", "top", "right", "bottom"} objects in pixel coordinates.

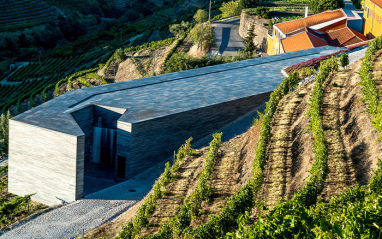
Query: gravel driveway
[{"left": 0, "top": 200, "right": 136, "bottom": 239}]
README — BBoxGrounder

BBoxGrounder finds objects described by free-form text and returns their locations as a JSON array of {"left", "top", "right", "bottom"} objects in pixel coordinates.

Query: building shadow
[{"left": 219, "top": 27, "right": 231, "bottom": 54}]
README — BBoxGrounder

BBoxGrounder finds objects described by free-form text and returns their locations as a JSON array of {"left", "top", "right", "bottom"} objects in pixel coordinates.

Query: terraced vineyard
[
  {"left": 84, "top": 39, "right": 382, "bottom": 238},
  {"left": 0, "top": 0, "right": 58, "bottom": 32},
  {"left": 45, "top": 0, "right": 125, "bottom": 10},
  {"left": 0, "top": 48, "right": 114, "bottom": 114}
]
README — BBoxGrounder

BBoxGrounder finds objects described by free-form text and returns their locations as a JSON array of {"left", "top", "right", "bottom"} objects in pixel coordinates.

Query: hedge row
[
  {"left": 54, "top": 67, "right": 98, "bottom": 95},
  {"left": 86, "top": 73, "right": 108, "bottom": 85}
]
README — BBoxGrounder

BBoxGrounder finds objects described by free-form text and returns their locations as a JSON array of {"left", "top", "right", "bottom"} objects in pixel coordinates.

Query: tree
[
  {"left": 114, "top": 48, "right": 125, "bottom": 62},
  {"left": 193, "top": 9, "right": 207, "bottom": 23},
  {"left": 219, "top": 1, "right": 241, "bottom": 18},
  {"left": 239, "top": 0, "right": 258, "bottom": 8},
  {"left": 255, "top": 6, "right": 270, "bottom": 19},
  {"left": 339, "top": 53, "right": 349, "bottom": 69},
  {"left": 169, "top": 21, "right": 191, "bottom": 37},
  {"left": 309, "top": 0, "right": 345, "bottom": 14},
  {"left": 244, "top": 24, "right": 257, "bottom": 53},
  {"left": 189, "top": 23, "right": 215, "bottom": 50},
  {"left": 0, "top": 111, "right": 11, "bottom": 156}
]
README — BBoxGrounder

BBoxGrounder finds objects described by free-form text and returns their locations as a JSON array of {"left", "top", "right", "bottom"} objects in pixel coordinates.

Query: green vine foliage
[
  {"left": 146, "top": 133, "right": 223, "bottom": 239},
  {"left": 227, "top": 40, "right": 382, "bottom": 238},
  {"left": 292, "top": 56, "right": 338, "bottom": 207},
  {"left": 359, "top": 36, "right": 382, "bottom": 142},
  {"left": 116, "top": 137, "right": 196, "bottom": 239},
  {"left": 167, "top": 72, "right": 300, "bottom": 239}
]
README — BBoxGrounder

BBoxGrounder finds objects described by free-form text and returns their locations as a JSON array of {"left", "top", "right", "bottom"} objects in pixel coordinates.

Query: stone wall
[
  {"left": 239, "top": 10, "right": 270, "bottom": 51},
  {"left": 8, "top": 120, "right": 84, "bottom": 206},
  {"left": 127, "top": 92, "right": 271, "bottom": 178}
]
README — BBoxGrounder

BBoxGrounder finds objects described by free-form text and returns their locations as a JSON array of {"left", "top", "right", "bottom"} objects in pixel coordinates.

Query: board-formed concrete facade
[
  {"left": 9, "top": 121, "right": 84, "bottom": 205},
  {"left": 8, "top": 46, "right": 342, "bottom": 206}
]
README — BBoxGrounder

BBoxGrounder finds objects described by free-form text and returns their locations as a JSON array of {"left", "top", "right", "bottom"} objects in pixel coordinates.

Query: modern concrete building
[{"left": 8, "top": 46, "right": 341, "bottom": 206}]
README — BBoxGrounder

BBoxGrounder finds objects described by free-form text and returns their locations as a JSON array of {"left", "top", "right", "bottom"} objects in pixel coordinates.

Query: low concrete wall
[
  {"left": 126, "top": 92, "right": 271, "bottom": 178},
  {"left": 8, "top": 120, "right": 84, "bottom": 206},
  {"left": 239, "top": 10, "right": 269, "bottom": 51}
]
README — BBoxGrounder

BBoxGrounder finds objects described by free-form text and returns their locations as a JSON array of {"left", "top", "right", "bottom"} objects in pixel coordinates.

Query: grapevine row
[
  {"left": 146, "top": 133, "right": 222, "bottom": 239},
  {"left": 116, "top": 138, "right": 196, "bottom": 239}
]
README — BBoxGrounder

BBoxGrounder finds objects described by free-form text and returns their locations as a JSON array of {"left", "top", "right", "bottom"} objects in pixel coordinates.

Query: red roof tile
[
  {"left": 275, "top": 9, "right": 347, "bottom": 35},
  {"left": 325, "top": 27, "right": 368, "bottom": 46},
  {"left": 370, "top": 0, "right": 382, "bottom": 9},
  {"left": 281, "top": 32, "right": 328, "bottom": 53}
]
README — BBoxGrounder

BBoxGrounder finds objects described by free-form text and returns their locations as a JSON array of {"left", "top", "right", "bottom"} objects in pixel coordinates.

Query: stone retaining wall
[{"left": 239, "top": 10, "right": 269, "bottom": 51}]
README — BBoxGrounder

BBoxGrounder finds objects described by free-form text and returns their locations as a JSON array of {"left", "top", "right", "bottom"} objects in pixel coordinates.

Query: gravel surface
[{"left": 0, "top": 200, "right": 136, "bottom": 239}]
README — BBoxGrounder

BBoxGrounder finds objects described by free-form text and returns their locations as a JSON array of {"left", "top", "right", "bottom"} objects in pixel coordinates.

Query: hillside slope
[
  {"left": 0, "top": 0, "right": 58, "bottom": 32},
  {"left": 85, "top": 52, "right": 382, "bottom": 238}
]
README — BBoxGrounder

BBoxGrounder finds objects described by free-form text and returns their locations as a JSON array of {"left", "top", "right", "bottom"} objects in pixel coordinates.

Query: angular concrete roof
[{"left": 12, "top": 46, "right": 343, "bottom": 137}]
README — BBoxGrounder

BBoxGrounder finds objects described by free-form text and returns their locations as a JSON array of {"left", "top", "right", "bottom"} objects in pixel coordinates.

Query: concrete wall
[
  {"left": 8, "top": 120, "right": 84, "bottom": 206},
  {"left": 126, "top": 92, "right": 271, "bottom": 178},
  {"left": 239, "top": 10, "right": 270, "bottom": 51},
  {"left": 116, "top": 121, "right": 132, "bottom": 178},
  {"left": 71, "top": 106, "right": 94, "bottom": 163}
]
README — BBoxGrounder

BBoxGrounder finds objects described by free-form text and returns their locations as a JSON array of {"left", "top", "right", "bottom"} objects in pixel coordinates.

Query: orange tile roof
[
  {"left": 370, "top": 0, "right": 382, "bottom": 9},
  {"left": 325, "top": 27, "right": 368, "bottom": 46},
  {"left": 275, "top": 9, "right": 347, "bottom": 35},
  {"left": 281, "top": 32, "right": 328, "bottom": 53},
  {"left": 315, "top": 19, "right": 347, "bottom": 33}
]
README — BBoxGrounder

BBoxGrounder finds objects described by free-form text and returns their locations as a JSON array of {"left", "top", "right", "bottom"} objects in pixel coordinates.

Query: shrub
[
  {"left": 219, "top": 1, "right": 241, "bottom": 18},
  {"left": 78, "top": 77, "right": 91, "bottom": 87},
  {"left": 310, "top": 0, "right": 345, "bottom": 14},
  {"left": 193, "top": 9, "right": 207, "bottom": 23},
  {"left": 239, "top": 0, "right": 258, "bottom": 8},
  {"left": 114, "top": 48, "right": 125, "bottom": 63},
  {"left": 255, "top": 6, "right": 270, "bottom": 19},
  {"left": 244, "top": 24, "right": 256, "bottom": 53},
  {"left": 189, "top": 23, "right": 215, "bottom": 49},
  {"left": 339, "top": 53, "right": 349, "bottom": 69}
]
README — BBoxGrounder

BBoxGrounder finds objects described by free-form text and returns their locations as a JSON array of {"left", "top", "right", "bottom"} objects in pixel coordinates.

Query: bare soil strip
[
  {"left": 320, "top": 70, "right": 356, "bottom": 201},
  {"left": 259, "top": 85, "right": 312, "bottom": 209},
  {"left": 141, "top": 149, "right": 208, "bottom": 236},
  {"left": 192, "top": 140, "right": 251, "bottom": 226}
]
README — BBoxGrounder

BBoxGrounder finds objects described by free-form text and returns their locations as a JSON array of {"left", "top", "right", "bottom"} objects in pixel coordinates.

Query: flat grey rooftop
[{"left": 13, "top": 46, "right": 343, "bottom": 136}]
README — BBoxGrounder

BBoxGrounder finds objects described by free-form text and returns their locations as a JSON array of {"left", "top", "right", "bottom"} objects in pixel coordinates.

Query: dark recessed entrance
[{"left": 117, "top": 155, "right": 126, "bottom": 178}]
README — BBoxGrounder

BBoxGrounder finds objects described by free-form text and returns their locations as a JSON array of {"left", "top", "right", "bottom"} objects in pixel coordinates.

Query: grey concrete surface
[
  {"left": 210, "top": 17, "right": 245, "bottom": 56},
  {"left": 12, "top": 45, "right": 344, "bottom": 136}
]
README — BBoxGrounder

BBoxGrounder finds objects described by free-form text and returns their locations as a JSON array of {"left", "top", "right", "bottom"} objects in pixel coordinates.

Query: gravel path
[{"left": 0, "top": 200, "right": 136, "bottom": 239}]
